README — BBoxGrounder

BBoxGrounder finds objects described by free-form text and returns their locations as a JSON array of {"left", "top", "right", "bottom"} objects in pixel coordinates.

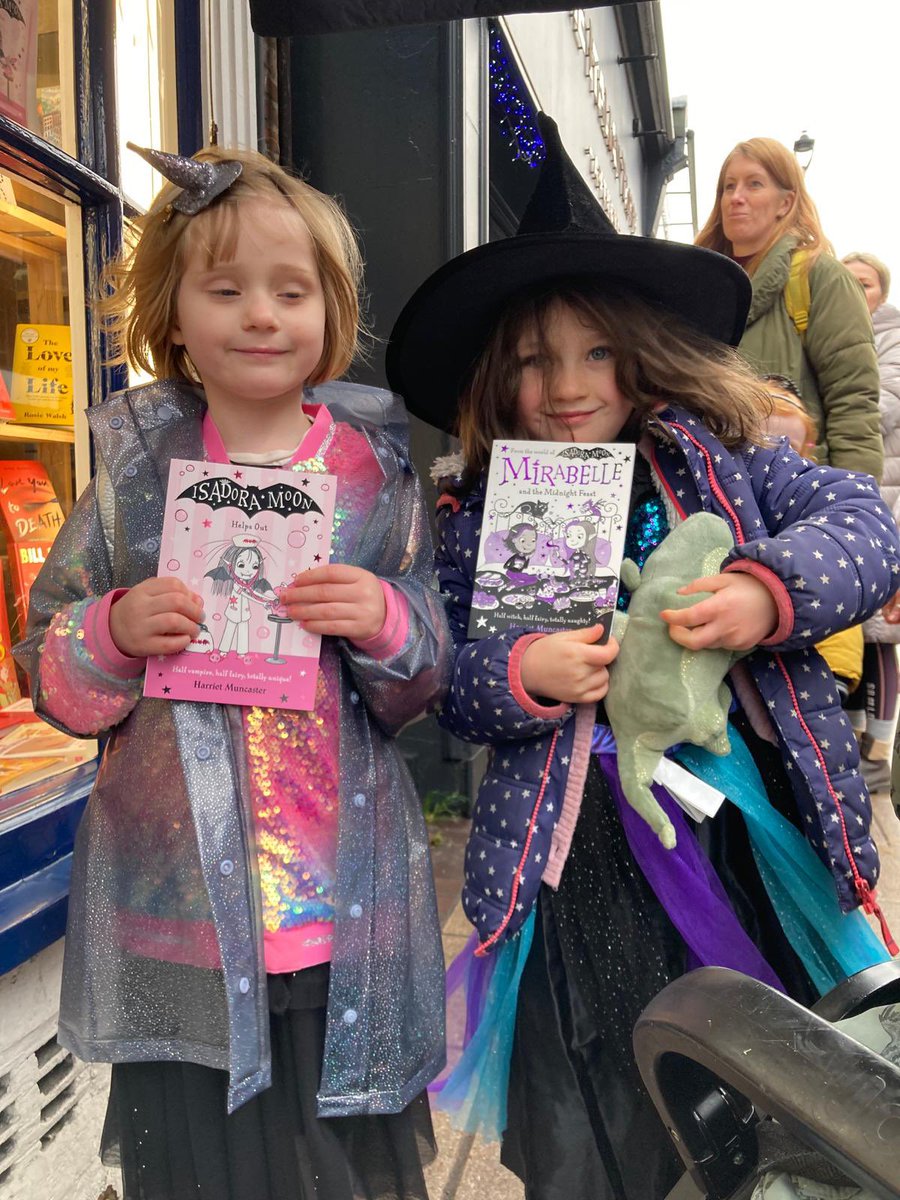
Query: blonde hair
[
  {"left": 455, "top": 281, "right": 772, "bottom": 489},
  {"left": 761, "top": 381, "right": 817, "bottom": 457},
  {"left": 842, "top": 251, "right": 891, "bottom": 302},
  {"left": 696, "top": 137, "right": 832, "bottom": 276},
  {"left": 100, "top": 146, "right": 364, "bottom": 386}
]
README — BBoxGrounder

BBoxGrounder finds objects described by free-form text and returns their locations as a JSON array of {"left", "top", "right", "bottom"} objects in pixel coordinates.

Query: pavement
[
  {"left": 424, "top": 786, "right": 900, "bottom": 1200},
  {"left": 425, "top": 818, "right": 524, "bottom": 1200}
]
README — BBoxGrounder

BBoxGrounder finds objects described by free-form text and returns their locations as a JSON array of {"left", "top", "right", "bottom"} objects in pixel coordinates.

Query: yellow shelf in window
[{"left": 0, "top": 423, "right": 74, "bottom": 445}]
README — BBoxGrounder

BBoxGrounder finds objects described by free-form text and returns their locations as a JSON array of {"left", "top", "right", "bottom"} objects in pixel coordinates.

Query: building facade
[{"left": 0, "top": 6, "right": 679, "bottom": 1195}]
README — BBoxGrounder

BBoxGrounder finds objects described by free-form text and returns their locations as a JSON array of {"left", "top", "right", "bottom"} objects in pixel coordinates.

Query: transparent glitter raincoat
[{"left": 15, "top": 380, "right": 451, "bottom": 1115}]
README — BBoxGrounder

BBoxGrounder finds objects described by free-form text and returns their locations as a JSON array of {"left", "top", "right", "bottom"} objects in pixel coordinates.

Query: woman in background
[
  {"left": 841, "top": 252, "right": 900, "bottom": 790},
  {"left": 697, "top": 138, "right": 882, "bottom": 480}
]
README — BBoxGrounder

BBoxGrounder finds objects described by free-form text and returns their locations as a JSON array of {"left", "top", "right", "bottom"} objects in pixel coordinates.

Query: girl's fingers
[
  {"left": 142, "top": 591, "right": 203, "bottom": 619},
  {"left": 677, "top": 575, "right": 725, "bottom": 596},
  {"left": 296, "top": 622, "right": 371, "bottom": 637},
  {"left": 283, "top": 602, "right": 370, "bottom": 623},
  {"left": 293, "top": 564, "right": 360, "bottom": 586},
  {"left": 281, "top": 587, "right": 373, "bottom": 610},
  {"left": 148, "top": 614, "right": 200, "bottom": 638},
  {"left": 666, "top": 623, "right": 720, "bottom": 650},
  {"left": 660, "top": 601, "right": 713, "bottom": 628},
  {"left": 580, "top": 642, "right": 619, "bottom": 666},
  {"left": 154, "top": 634, "right": 194, "bottom": 651}
]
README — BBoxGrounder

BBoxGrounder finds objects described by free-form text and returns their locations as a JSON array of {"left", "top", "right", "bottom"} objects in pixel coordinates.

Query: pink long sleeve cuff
[{"left": 349, "top": 580, "right": 410, "bottom": 661}]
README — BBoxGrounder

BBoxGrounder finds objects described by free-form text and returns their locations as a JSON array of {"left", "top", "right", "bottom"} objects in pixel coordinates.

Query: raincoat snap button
[{"left": 342, "top": 1008, "right": 358, "bottom": 1024}]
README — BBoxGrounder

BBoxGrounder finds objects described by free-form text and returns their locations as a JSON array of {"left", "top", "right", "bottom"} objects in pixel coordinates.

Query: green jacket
[{"left": 739, "top": 235, "right": 883, "bottom": 480}]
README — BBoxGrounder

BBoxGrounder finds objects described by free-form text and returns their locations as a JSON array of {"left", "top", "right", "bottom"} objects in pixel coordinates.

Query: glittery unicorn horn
[{"left": 126, "top": 142, "right": 243, "bottom": 215}]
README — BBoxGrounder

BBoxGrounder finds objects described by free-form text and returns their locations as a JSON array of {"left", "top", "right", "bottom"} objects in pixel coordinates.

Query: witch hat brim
[{"left": 385, "top": 115, "right": 750, "bottom": 434}]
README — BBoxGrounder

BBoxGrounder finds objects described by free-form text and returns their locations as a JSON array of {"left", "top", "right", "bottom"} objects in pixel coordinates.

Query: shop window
[
  {"left": 0, "top": 0, "right": 74, "bottom": 154},
  {"left": 0, "top": 170, "right": 95, "bottom": 811},
  {"left": 115, "top": 0, "right": 178, "bottom": 211}
]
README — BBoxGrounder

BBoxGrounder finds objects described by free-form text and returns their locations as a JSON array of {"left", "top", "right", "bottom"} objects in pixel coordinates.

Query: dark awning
[{"left": 248, "top": 1, "right": 633, "bottom": 37}]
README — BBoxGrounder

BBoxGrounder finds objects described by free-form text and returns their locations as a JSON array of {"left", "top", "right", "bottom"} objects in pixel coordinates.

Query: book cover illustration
[
  {"left": 0, "top": 0, "right": 38, "bottom": 131},
  {"left": 468, "top": 439, "right": 635, "bottom": 640},
  {"left": 144, "top": 459, "right": 336, "bottom": 711},
  {"left": 0, "top": 559, "right": 20, "bottom": 708},
  {"left": 0, "top": 460, "right": 64, "bottom": 635},
  {"left": 10, "top": 323, "right": 73, "bottom": 426}
]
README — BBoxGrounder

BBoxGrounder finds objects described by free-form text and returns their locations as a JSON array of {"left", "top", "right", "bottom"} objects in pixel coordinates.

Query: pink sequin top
[{"left": 75, "top": 402, "right": 410, "bottom": 974}]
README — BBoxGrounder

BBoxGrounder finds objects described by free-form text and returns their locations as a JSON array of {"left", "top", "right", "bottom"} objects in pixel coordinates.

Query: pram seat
[{"left": 633, "top": 964, "right": 900, "bottom": 1200}]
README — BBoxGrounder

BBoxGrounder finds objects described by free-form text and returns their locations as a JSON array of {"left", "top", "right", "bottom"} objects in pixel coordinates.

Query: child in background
[
  {"left": 387, "top": 114, "right": 899, "bottom": 1200},
  {"left": 16, "top": 146, "right": 449, "bottom": 1200},
  {"left": 760, "top": 373, "right": 864, "bottom": 702}
]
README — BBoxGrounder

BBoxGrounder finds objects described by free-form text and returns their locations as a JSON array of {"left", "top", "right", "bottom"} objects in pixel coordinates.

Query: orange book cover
[
  {"left": 0, "top": 559, "right": 20, "bottom": 707},
  {"left": 9, "top": 541, "right": 51, "bottom": 632},
  {"left": 0, "top": 461, "right": 63, "bottom": 633}
]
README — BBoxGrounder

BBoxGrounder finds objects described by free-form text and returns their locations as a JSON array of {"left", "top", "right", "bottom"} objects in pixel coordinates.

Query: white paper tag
[{"left": 651, "top": 756, "right": 726, "bottom": 824}]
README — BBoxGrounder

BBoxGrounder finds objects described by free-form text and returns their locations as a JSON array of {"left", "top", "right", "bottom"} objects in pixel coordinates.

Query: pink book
[{"left": 144, "top": 458, "right": 336, "bottom": 711}]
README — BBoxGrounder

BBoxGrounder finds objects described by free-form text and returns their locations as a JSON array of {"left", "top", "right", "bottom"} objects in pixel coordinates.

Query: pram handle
[{"left": 634, "top": 966, "right": 900, "bottom": 1200}]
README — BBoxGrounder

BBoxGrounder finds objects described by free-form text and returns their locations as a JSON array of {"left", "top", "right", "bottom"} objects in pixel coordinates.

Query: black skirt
[
  {"left": 501, "top": 755, "right": 686, "bottom": 1200},
  {"left": 501, "top": 731, "right": 816, "bottom": 1200},
  {"left": 101, "top": 964, "right": 435, "bottom": 1200}
]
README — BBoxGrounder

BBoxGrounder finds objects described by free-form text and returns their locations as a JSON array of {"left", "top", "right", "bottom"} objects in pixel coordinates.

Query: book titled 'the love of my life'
[{"left": 144, "top": 459, "right": 336, "bottom": 711}]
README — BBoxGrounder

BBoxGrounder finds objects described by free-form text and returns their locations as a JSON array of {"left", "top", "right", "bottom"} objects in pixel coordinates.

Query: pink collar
[{"left": 202, "top": 402, "right": 333, "bottom": 465}]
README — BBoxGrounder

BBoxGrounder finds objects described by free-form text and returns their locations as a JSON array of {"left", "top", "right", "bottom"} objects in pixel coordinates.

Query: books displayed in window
[
  {"left": 0, "top": 372, "right": 15, "bottom": 420},
  {"left": 144, "top": 458, "right": 336, "bottom": 711},
  {"left": 0, "top": 562, "right": 20, "bottom": 708},
  {"left": 0, "top": 460, "right": 64, "bottom": 636},
  {"left": 10, "top": 323, "right": 73, "bottom": 427},
  {"left": 468, "top": 439, "right": 635, "bottom": 640},
  {"left": 0, "top": 708, "right": 97, "bottom": 798},
  {"left": 0, "top": 759, "right": 98, "bottom": 824}
]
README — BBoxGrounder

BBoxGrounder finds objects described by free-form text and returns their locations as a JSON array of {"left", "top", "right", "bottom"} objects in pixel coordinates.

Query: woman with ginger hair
[{"left": 697, "top": 138, "right": 882, "bottom": 479}]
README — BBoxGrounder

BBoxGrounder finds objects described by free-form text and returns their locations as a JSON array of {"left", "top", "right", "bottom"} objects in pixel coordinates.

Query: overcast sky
[{"left": 659, "top": 0, "right": 899, "bottom": 284}]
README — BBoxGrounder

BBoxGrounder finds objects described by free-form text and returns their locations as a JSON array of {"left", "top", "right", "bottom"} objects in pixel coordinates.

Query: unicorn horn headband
[{"left": 127, "top": 142, "right": 243, "bottom": 215}]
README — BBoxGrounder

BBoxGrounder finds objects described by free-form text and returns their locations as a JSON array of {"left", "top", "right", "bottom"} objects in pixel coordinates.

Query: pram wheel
[{"left": 633, "top": 964, "right": 900, "bottom": 1200}]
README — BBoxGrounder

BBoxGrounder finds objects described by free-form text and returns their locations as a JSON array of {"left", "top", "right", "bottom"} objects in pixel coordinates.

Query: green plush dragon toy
[{"left": 605, "top": 512, "right": 739, "bottom": 849}]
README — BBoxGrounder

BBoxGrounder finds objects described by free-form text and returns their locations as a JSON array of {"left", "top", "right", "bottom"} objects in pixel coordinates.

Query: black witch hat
[{"left": 385, "top": 113, "right": 750, "bottom": 433}]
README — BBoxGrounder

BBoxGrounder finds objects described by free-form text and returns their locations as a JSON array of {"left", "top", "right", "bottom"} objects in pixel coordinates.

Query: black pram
[{"left": 635, "top": 963, "right": 900, "bottom": 1199}]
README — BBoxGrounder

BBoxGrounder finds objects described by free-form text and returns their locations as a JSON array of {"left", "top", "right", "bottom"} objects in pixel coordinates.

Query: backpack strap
[{"left": 784, "top": 249, "right": 811, "bottom": 340}]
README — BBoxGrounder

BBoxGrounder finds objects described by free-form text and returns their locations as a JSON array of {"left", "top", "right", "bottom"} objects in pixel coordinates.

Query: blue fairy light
[{"left": 487, "top": 20, "right": 545, "bottom": 168}]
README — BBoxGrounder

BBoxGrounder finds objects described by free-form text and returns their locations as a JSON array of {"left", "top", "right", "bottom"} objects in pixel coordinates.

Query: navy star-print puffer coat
[{"left": 435, "top": 406, "right": 900, "bottom": 953}]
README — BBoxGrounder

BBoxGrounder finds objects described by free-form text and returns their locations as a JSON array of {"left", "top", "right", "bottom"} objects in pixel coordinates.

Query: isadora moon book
[
  {"left": 144, "top": 458, "right": 336, "bottom": 711},
  {"left": 468, "top": 439, "right": 635, "bottom": 641}
]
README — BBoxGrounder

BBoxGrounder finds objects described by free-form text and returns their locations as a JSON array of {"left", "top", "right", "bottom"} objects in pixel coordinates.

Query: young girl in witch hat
[
  {"left": 16, "top": 144, "right": 450, "bottom": 1200},
  {"left": 386, "top": 114, "right": 900, "bottom": 1200}
]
